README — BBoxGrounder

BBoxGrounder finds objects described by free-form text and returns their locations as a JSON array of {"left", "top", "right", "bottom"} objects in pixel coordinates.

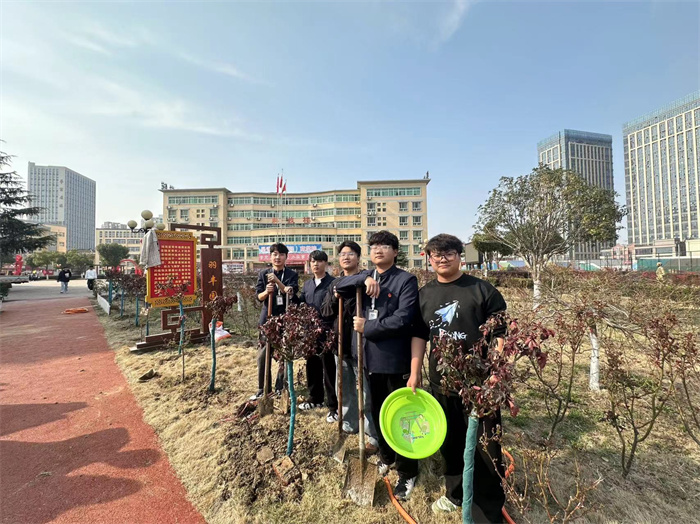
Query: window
[
  {"left": 169, "top": 195, "right": 218, "bottom": 205},
  {"left": 412, "top": 201, "right": 422, "bottom": 212},
  {"left": 209, "top": 208, "right": 219, "bottom": 218},
  {"left": 413, "top": 231, "right": 422, "bottom": 241},
  {"left": 412, "top": 244, "right": 422, "bottom": 255},
  {"left": 366, "top": 187, "right": 421, "bottom": 197},
  {"left": 228, "top": 197, "right": 252, "bottom": 205},
  {"left": 399, "top": 202, "right": 408, "bottom": 212},
  {"left": 367, "top": 217, "right": 376, "bottom": 227},
  {"left": 399, "top": 230, "right": 409, "bottom": 241},
  {"left": 412, "top": 216, "right": 422, "bottom": 226},
  {"left": 179, "top": 209, "right": 189, "bottom": 218},
  {"left": 196, "top": 209, "right": 206, "bottom": 219},
  {"left": 399, "top": 216, "right": 408, "bottom": 226}
]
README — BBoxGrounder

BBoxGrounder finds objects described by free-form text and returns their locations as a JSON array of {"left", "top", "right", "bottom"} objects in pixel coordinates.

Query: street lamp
[{"left": 128, "top": 209, "right": 165, "bottom": 234}]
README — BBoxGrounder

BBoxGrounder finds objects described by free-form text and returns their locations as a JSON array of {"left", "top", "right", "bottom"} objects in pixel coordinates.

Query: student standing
[
  {"left": 321, "top": 241, "right": 379, "bottom": 450},
  {"left": 85, "top": 266, "right": 97, "bottom": 291},
  {"left": 298, "top": 250, "right": 339, "bottom": 422},
  {"left": 251, "top": 243, "right": 299, "bottom": 400},
  {"left": 411, "top": 234, "right": 506, "bottom": 522},
  {"left": 57, "top": 267, "right": 71, "bottom": 293},
  {"left": 335, "top": 231, "right": 419, "bottom": 501}
]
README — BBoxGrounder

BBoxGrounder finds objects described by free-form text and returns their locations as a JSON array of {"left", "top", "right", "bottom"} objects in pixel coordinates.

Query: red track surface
[{"left": 0, "top": 297, "right": 206, "bottom": 524}]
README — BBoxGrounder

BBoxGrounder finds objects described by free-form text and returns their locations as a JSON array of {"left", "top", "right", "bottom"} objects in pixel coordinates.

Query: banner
[
  {"left": 146, "top": 230, "right": 198, "bottom": 308},
  {"left": 222, "top": 261, "right": 245, "bottom": 274},
  {"left": 258, "top": 244, "right": 322, "bottom": 262}
]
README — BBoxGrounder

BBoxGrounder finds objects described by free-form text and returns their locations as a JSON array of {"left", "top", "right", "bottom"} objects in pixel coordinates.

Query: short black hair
[
  {"left": 368, "top": 230, "right": 399, "bottom": 250},
  {"left": 337, "top": 240, "right": 361, "bottom": 257},
  {"left": 425, "top": 234, "right": 463, "bottom": 255},
  {"left": 309, "top": 250, "right": 328, "bottom": 262},
  {"left": 269, "top": 243, "right": 289, "bottom": 255}
]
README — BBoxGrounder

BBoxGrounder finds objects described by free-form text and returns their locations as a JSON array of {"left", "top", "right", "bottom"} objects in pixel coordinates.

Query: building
[
  {"left": 23, "top": 222, "right": 67, "bottom": 253},
  {"left": 27, "top": 163, "right": 96, "bottom": 251},
  {"left": 95, "top": 222, "right": 143, "bottom": 262},
  {"left": 623, "top": 92, "right": 700, "bottom": 247},
  {"left": 537, "top": 129, "right": 615, "bottom": 261},
  {"left": 161, "top": 178, "right": 430, "bottom": 272}
]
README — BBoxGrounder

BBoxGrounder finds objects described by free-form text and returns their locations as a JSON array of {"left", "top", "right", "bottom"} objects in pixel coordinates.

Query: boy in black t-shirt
[{"left": 411, "top": 234, "right": 506, "bottom": 523}]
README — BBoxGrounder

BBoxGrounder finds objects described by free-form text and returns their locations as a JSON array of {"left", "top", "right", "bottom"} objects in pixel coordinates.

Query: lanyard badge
[{"left": 368, "top": 269, "right": 379, "bottom": 320}]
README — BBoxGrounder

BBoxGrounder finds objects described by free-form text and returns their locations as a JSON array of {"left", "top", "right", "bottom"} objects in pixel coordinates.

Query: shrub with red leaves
[
  {"left": 434, "top": 312, "right": 553, "bottom": 418},
  {"left": 260, "top": 303, "right": 331, "bottom": 362}
]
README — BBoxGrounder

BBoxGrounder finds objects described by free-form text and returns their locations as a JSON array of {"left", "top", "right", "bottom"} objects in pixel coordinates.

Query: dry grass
[{"left": 97, "top": 295, "right": 700, "bottom": 524}]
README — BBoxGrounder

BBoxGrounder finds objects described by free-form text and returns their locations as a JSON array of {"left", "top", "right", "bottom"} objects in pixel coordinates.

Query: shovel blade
[
  {"left": 258, "top": 395, "right": 273, "bottom": 417},
  {"left": 331, "top": 434, "right": 347, "bottom": 463},
  {"left": 342, "top": 457, "right": 376, "bottom": 506}
]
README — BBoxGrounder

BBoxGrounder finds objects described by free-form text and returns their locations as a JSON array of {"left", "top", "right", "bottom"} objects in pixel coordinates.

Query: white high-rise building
[
  {"left": 623, "top": 92, "right": 700, "bottom": 246},
  {"left": 27, "top": 163, "right": 96, "bottom": 251}
]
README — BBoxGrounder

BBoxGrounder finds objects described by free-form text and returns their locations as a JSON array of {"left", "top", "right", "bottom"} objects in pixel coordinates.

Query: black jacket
[
  {"left": 300, "top": 273, "right": 335, "bottom": 322},
  {"left": 321, "top": 274, "right": 357, "bottom": 359},
  {"left": 335, "top": 265, "right": 419, "bottom": 374},
  {"left": 57, "top": 270, "right": 71, "bottom": 283},
  {"left": 255, "top": 267, "right": 299, "bottom": 325}
]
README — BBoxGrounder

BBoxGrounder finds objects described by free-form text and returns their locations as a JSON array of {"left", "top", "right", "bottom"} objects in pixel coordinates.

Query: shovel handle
[
  {"left": 356, "top": 288, "right": 366, "bottom": 464},
  {"left": 262, "top": 292, "right": 273, "bottom": 396}
]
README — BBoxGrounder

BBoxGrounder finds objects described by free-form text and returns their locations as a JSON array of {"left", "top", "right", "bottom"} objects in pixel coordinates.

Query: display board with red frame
[{"left": 146, "top": 230, "right": 198, "bottom": 308}]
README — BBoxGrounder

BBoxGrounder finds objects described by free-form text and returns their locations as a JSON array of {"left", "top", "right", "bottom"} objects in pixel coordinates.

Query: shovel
[
  {"left": 331, "top": 297, "right": 346, "bottom": 463},
  {"left": 258, "top": 293, "right": 274, "bottom": 417},
  {"left": 342, "top": 288, "right": 376, "bottom": 506}
]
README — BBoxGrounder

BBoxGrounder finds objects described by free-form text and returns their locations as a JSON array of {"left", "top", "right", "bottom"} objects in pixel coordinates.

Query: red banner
[{"left": 146, "top": 231, "right": 198, "bottom": 308}]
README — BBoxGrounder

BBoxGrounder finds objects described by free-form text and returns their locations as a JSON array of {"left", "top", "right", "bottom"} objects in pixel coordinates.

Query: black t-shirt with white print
[{"left": 412, "top": 273, "right": 507, "bottom": 391}]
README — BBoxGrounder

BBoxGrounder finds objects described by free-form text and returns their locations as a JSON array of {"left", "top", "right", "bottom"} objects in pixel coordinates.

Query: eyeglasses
[
  {"left": 370, "top": 245, "right": 394, "bottom": 252},
  {"left": 338, "top": 252, "right": 358, "bottom": 258},
  {"left": 429, "top": 251, "right": 459, "bottom": 262}
]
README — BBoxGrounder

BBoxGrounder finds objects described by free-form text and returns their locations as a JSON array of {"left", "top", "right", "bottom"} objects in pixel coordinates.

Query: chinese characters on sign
[
  {"left": 258, "top": 244, "right": 322, "bottom": 262},
  {"left": 146, "top": 230, "right": 198, "bottom": 308}
]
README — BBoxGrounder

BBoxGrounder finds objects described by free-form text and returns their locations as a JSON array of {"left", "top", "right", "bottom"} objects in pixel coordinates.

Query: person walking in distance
[
  {"left": 57, "top": 267, "right": 72, "bottom": 294},
  {"left": 250, "top": 243, "right": 299, "bottom": 401},
  {"left": 335, "top": 231, "right": 420, "bottom": 501},
  {"left": 321, "top": 241, "right": 379, "bottom": 451},
  {"left": 411, "top": 234, "right": 507, "bottom": 522},
  {"left": 85, "top": 266, "right": 97, "bottom": 291},
  {"left": 298, "top": 250, "right": 338, "bottom": 422}
]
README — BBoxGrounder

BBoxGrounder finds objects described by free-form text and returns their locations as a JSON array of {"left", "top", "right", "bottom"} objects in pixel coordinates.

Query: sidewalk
[{"left": 0, "top": 296, "right": 205, "bottom": 524}]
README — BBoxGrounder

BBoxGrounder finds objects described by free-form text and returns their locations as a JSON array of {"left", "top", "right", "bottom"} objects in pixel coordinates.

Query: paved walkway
[{"left": 0, "top": 294, "right": 205, "bottom": 524}]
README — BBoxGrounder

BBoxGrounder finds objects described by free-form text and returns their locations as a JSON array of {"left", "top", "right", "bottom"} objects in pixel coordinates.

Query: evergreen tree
[{"left": 0, "top": 149, "right": 54, "bottom": 264}]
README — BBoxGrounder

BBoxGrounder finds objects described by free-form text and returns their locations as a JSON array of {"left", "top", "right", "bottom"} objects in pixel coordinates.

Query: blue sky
[{"left": 2, "top": 0, "right": 698, "bottom": 242}]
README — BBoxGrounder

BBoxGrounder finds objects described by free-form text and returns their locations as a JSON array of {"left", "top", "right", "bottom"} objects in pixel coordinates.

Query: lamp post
[{"left": 128, "top": 209, "right": 166, "bottom": 234}]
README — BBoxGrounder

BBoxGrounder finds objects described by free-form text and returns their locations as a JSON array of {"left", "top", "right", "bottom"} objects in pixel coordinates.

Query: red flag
[
  {"left": 276, "top": 175, "right": 281, "bottom": 195},
  {"left": 282, "top": 179, "right": 287, "bottom": 194}
]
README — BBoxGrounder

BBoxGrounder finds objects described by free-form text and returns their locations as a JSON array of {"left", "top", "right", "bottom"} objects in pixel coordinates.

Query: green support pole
[
  {"left": 178, "top": 301, "right": 185, "bottom": 355},
  {"left": 287, "top": 360, "right": 296, "bottom": 456},
  {"left": 135, "top": 296, "right": 140, "bottom": 326},
  {"left": 462, "top": 410, "right": 479, "bottom": 524},
  {"left": 108, "top": 281, "right": 113, "bottom": 304},
  {"left": 120, "top": 290, "right": 125, "bottom": 318},
  {"left": 209, "top": 318, "right": 217, "bottom": 392}
]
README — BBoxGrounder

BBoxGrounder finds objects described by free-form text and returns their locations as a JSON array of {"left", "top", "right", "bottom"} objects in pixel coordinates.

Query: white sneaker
[
  {"left": 299, "top": 401, "right": 323, "bottom": 411},
  {"left": 432, "top": 495, "right": 460, "bottom": 514},
  {"left": 377, "top": 460, "right": 394, "bottom": 476}
]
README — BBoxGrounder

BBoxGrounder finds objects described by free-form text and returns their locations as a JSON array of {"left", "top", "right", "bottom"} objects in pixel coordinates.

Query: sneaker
[
  {"left": 326, "top": 410, "right": 338, "bottom": 423},
  {"left": 299, "top": 401, "right": 323, "bottom": 411},
  {"left": 248, "top": 390, "right": 263, "bottom": 401},
  {"left": 365, "top": 442, "right": 378, "bottom": 455},
  {"left": 377, "top": 460, "right": 394, "bottom": 476},
  {"left": 432, "top": 495, "right": 460, "bottom": 514},
  {"left": 394, "top": 475, "right": 416, "bottom": 501}
]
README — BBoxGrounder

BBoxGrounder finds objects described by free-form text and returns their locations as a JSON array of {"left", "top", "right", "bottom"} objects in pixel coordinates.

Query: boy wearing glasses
[
  {"left": 335, "top": 231, "right": 420, "bottom": 501},
  {"left": 411, "top": 234, "right": 506, "bottom": 522},
  {"left": 322, "top": 241, "right": 379, "bottom": 451}
]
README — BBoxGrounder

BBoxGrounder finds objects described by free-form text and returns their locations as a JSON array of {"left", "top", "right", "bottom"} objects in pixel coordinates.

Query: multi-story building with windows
[
  {"left": 27, "top": 162, "right": 96, "bottom": 251},
  {"left": 623, "top": 92, "right": 700, "bottom": 247},
  {"left": 161, "top": 178, "right": 430, "bottom": 272},
  {"left": 537, "top": 129, "right": 615, "bottom": 261},
  {"left": 95, "top": 222, "right": 144, "bottom": 262}
]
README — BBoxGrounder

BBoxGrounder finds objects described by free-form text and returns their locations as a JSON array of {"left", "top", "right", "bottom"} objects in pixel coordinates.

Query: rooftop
[{"left": 623, "top": 91, "right": 700, "bottom": 133}]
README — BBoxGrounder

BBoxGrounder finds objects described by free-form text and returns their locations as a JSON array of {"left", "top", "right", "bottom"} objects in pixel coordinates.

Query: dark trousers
[
  {"left": 432, "top": 388, "right": 505, "bottom": 524},
  {"left": 307, "top": 351, "right": 339, "bottom": 409},
  {"left": 87, "top": 279, "right": 95, "bottom": 290},
  {"left": 368, "top": 372, "right": 418, "bottom": 479},
  {"left": 257, "top": 343, "right": 285, "bottom": 393}
]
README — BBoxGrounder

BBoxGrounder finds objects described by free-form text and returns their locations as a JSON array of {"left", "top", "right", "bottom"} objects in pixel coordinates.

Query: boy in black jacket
[
  {"left": 250, "top": 243, "right": 299, "bottom": 400},
  {"left": 335, "top": 231, "right": 420, "bottom": 501},
  {"left": 411, "top": 234, "right": 506, "bottom": 522},
  {"left": 299, "top": 250, "right": 338, "bottom": 421}
]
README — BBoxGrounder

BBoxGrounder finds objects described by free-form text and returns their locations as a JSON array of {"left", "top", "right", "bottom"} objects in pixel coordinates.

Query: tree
[
  {"left": 27, "top": 250, "right": 57, "bottom": 270},
  {"left": 471, "top": 232, "right": 513, "bottom": 273},
  {"left": 396, "top": 247, "right": 409, "bottom": 268},
  {"left": 97, "top": 243, "right": 130, "bottom": 268},
  {"left": 0, "top": 150, "right": 54, "bottom": 263},
  {"left": 475, "top": 165, "right": 625, "bottom": 303},
  {"left": 66, "top": 250, "right": 95, "bottom": 274}
]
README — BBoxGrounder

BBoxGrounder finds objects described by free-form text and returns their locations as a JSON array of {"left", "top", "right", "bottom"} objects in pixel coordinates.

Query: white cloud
[
  {"left": 63, "top": 34, "right": 111, "bottom": 55},
  {"left": 436, "top": 0, "right": 477, "bottom": 45},
  {"left": 178, "top": 52, "right": 268, "bottom": 85}
]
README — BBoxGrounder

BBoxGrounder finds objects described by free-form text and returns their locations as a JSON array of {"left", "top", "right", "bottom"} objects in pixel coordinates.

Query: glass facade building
[
  {"left": 27, "top": 163, "right": 96, "bottom": 251},
  {"left": 537, "top": 129, "right": 614, "bottom": 260},
  {"left": 623, "top": 92, "right": 700, "bottom": 246}
]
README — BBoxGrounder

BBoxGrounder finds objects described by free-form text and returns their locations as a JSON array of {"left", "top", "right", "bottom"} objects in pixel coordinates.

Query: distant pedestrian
[
  {"left": 85, "top": 266, "right": 97, "bottom": 291},
  {"left": 656, "top": 262, "right": 666, "bottom": 282},
  {"left": 57, "top": 268, "right": 72, "bottom": 293}
]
